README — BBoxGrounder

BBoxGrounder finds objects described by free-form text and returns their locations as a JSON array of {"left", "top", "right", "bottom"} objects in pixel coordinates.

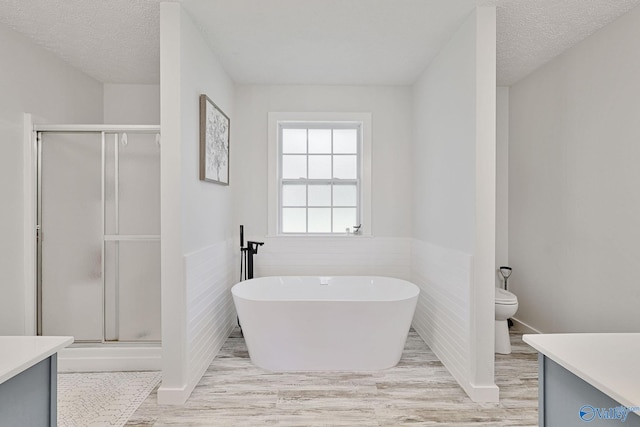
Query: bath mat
[{"left": 58, "top": 371, "right": 161, "bottom": 427}]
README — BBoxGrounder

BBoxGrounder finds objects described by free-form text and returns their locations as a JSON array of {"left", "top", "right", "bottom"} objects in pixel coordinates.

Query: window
[{"left": 268, "top": 113, "right": 371, "bottom": 236}]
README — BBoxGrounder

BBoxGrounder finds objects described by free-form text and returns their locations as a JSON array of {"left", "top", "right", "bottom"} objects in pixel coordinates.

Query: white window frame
[{"left": 268, "top": 112, "right": 372, "bottom": 237}]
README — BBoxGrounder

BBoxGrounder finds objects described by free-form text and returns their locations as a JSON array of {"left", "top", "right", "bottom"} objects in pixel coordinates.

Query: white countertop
[
  {"left": 524, "top": 333, "right": 640, "bottom": 411},
  {"left": 0, "top": 336, "right": 73, "bottom": 384}
]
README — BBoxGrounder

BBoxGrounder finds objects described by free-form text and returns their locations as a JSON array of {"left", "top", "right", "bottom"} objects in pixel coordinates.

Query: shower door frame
[{"left": 33, "top": 124, "right": 161, "bottom": 344}]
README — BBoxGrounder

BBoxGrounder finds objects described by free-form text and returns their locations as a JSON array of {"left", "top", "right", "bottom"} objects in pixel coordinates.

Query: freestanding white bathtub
[{"left": 231, "top": 276, "right": 419, "bottom": 371}]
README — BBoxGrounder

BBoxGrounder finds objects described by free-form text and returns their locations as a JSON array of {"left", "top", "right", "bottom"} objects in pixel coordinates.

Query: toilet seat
[{"left": 495, "top": 287, "right": 518, "bottom": 305}]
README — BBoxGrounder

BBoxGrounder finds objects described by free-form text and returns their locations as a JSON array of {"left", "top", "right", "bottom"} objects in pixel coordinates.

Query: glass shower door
[
  {"left": 103, "top": 132, "right": 161, "bottom": 342},
  {"left": 38, "top": 130, "right": 161, "bottom": 343},
  {"left": 40, "top": 132, "right": 104, "bottom": 341}
]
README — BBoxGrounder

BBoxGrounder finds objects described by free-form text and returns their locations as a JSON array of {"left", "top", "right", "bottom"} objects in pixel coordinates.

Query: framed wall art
[{"left": 200, "top": 94, "right": 230, "bottom": 185}]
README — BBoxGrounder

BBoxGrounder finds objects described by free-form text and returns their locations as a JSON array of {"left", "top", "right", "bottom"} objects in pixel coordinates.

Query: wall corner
[{"left": 470, "top": 4, "right": 498, "bottom": 394}]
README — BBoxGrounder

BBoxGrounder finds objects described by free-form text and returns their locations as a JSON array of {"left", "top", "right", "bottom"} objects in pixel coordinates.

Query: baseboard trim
[
  {"left": 157, "top": 385, "right": 191, "bottom": 405},
  {"left": 58, "top": 346, "right": 161, "bottom": 372},
  {"left": 413, "top": 328, "right": 499, "bottom": 403},
  {"left": 511, "top": 317, "right": 543, "bottom": 334},
  {"left": 465, "top": 383, "right": 500, "bottom": 403},
  {"left": 445, "top": 366, "right": 499, "bottom": 403}
]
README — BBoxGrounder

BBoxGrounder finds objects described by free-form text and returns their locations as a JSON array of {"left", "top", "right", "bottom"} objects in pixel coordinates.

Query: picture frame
[{"left": 200, "top": 94, "right": 230, "bottom": 185}]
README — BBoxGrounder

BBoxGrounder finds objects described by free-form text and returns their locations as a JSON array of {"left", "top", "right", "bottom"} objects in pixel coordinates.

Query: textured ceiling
[
  {"left": 0, "top": 0, "right": 639, "bottom": 85},
  {"left": 0, "top": 0, "right": 163, "bottom": 84},
  {"left": 496, "top": 0, "right": 640, "bottom": 85}
]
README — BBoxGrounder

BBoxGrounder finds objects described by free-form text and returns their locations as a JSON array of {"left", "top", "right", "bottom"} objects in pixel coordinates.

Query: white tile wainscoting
[
  {"left": 411, "top": 239, "right": 476, "bottom": 399},
  {"left": 166, "top": 236, "right": 494, "bottom": 405},
  {"left": 185, "top": 239, "right": 237, "bottom": 395},
  {"left": 254, "top": 237, "right": 412, "bottom": 280}
]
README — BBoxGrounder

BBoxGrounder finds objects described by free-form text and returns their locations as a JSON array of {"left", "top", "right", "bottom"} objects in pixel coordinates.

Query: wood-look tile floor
[{"left": 126, "top": 329, "right": 538, "bottom": 426}]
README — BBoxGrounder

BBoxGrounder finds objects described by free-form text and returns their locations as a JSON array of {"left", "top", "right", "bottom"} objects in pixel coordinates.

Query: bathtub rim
[{"left": 231, "top": 275, "right": 420, "bottom": 303}]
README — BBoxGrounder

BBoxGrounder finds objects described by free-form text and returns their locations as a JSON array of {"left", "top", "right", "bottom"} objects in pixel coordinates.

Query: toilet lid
[{"left": 495, "top": 287, "right": 518, "bottom": 304}]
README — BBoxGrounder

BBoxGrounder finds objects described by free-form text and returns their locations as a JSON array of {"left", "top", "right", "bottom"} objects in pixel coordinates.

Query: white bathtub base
[
  {"left": 233, "top": 276, "right": 419, "bottom": 372},
  {"left": 242, "top": 301, "right": 415, "bottom": 371}
]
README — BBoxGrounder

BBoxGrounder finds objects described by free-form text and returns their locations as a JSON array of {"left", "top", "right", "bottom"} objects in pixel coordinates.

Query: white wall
[
  {"left": 233, "top": 85, "right": 412, "bottom": 237},
  {"left": 411, "top": 7, "right": 498, "bottom": 402},
  {"left": 103, "top": 84, "right": 160, "bottom": 124},
  {"left": 412, "top": 39, "right": 475, "bottom": 253},
  {"left": 159, "top": 2, "right": 237, "bottom": 404},
  {"left": 496, "top": 87, "right": 509, "bottom": 287},
  {"left": 0, "top": 22, "right": 104, "bottom": 335},
  {"left": 509, "top": 5, "right": 640, "bottom": 334},
  {"left": 232, "top": 85, "right": 413, "bottom": 277}
]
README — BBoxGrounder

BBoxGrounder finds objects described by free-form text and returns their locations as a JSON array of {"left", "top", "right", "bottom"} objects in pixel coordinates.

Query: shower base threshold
[{"left": 58, "top": 343, "right": 161, "bottom": 372}]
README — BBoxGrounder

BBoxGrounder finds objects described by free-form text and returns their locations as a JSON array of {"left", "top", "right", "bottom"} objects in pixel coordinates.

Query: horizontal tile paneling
[
  {"left": 185, "top": 239, "right": 237, "bottom": 393},
  {"left": 180, "top": 236, "right": 479, "bottom": 402},
  {"left": 254, "top": 237, "right": 411, "bottom": 280},
  {"left": 410, "top": 239, "right": 471, "bottom": 390}
]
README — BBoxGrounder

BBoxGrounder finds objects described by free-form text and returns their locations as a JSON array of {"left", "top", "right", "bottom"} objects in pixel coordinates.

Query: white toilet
[{"left": 495, "top": 287, "right": 518, "bottom": 354}]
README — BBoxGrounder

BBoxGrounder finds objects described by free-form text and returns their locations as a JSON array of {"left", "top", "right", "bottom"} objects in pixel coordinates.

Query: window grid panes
[{"left": 279, "top": 123, "right": 360, "bottom": 234}]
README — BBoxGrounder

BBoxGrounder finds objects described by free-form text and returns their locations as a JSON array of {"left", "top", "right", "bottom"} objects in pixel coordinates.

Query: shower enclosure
[{"left": 35, "top": 125, "right": 161, "bottom": 348}]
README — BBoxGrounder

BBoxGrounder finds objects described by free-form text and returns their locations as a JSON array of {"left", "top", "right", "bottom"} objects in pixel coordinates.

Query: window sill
[{"left": 266, "top": 233, "right": 373, "bottom": 239}]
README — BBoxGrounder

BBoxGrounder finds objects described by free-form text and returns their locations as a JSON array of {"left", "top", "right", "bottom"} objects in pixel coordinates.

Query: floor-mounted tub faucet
[
  {"left": 246, "top": 241, "right": 264, "bottom": 280},
  {"left": 238, "top": 226, "right": 264, "bottom": 336},
  {"left": 240, "top": 225, "right": 264, "bottom": 280}
]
